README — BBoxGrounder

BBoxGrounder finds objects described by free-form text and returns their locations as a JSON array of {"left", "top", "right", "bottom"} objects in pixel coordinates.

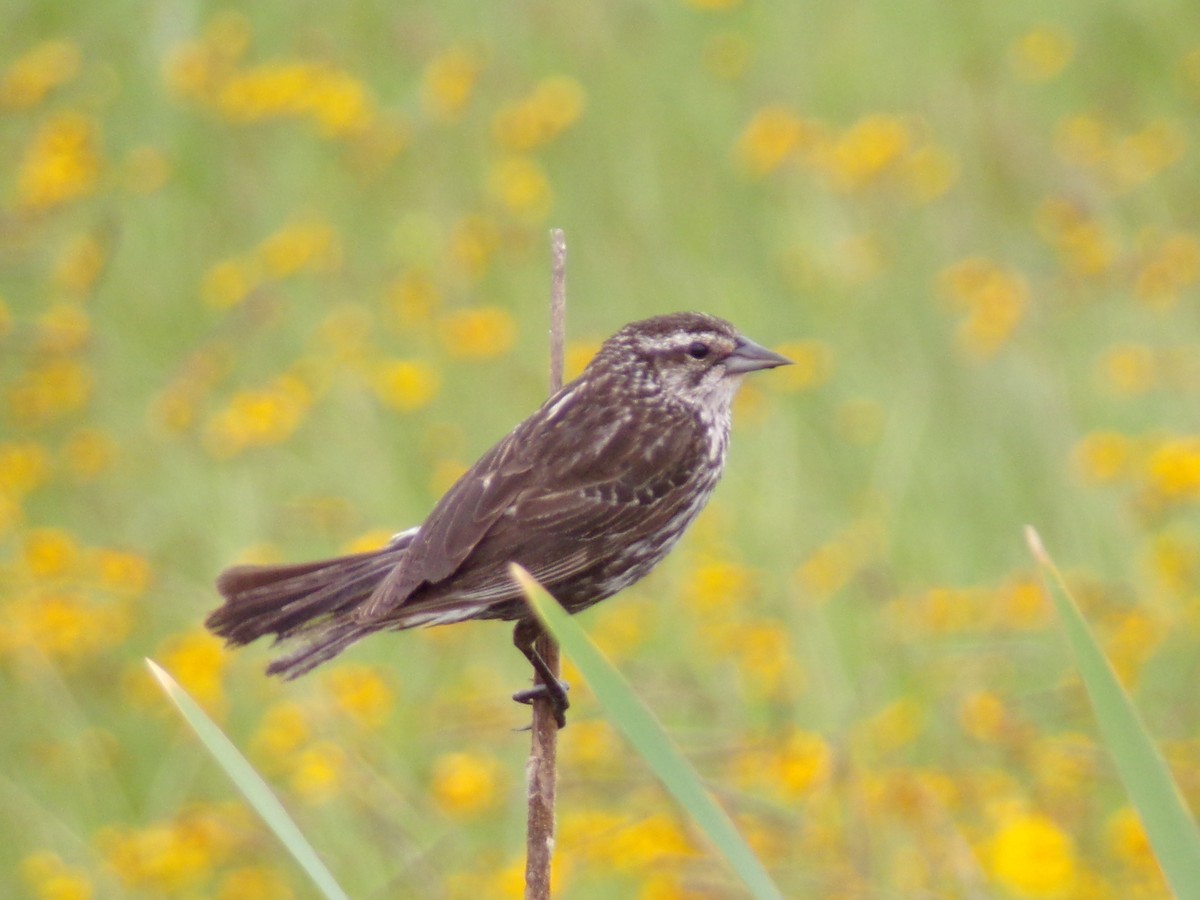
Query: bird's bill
[{"left": 725, "top": 336, "right": 793, "bottom": 374}]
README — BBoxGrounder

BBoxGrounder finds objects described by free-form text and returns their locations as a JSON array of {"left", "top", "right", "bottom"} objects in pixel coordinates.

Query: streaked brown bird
[{"left": 207, "top": 312, "right": 790, "bottom": 725}]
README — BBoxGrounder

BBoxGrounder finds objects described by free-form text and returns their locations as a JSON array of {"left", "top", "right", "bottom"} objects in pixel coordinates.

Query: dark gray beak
[{"left": 725, "top": 335, "right": 793, "bottom": 374}]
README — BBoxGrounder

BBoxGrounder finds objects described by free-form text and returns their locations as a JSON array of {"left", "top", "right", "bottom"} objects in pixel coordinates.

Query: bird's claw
[{"left": 512, "top": 680, "right": 570, "bottom": 728}]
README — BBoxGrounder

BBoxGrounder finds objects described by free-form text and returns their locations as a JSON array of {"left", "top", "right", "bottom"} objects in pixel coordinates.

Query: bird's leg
[{"left": 511, "top": 619, "right": 570, "bottom": 728}]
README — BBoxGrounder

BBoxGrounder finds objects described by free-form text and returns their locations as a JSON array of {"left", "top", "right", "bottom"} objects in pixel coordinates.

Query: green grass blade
[
  {"left": 1025, "top": 528, "right": 1200, "bottom": 896},
  {"left": 146, "top": 659, "right": 349, "bottom": 900},
  {"left": 511, "top": 564, "right": 783, "bottom": 900}
]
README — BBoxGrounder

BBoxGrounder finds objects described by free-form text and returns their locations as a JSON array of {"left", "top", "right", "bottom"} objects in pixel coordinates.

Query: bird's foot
[{"left": 512, "top": 679, "right": 570, "bottom": 729}]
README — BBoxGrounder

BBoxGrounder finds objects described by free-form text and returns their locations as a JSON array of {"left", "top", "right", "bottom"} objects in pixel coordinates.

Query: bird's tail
[{"left": 206, "top": 530, "right": 415, "bottom": 679}]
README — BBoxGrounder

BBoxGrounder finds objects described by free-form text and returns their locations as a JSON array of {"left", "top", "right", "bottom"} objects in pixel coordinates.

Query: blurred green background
[{"left": 2, "top": 0, "right": 1199, "bottom": 896}]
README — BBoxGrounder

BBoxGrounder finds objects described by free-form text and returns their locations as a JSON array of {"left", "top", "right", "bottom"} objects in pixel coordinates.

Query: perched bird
[{"left": 207, "top": 312, "right": 790, "bottom": 725}]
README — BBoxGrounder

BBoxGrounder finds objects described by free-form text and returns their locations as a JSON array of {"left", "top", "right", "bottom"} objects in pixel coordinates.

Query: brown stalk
[{"left": 524, "top": 228, "right": 567, "bottom": 899}]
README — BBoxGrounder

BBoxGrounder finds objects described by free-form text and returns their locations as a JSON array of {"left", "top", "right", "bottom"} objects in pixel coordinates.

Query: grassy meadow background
[{"left": 3, "top": 0, "right": 1199, "bottom": 896}]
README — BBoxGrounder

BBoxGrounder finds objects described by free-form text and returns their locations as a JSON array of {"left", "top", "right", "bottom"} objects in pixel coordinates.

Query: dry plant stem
[{"left": 524, "top": 228, "right": 567, "bottom": 900}]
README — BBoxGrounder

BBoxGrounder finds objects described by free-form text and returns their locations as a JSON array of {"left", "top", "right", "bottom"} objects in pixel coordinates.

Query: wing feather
[{"left": 357, "top": 378, "right": 703, "bottom": 621}]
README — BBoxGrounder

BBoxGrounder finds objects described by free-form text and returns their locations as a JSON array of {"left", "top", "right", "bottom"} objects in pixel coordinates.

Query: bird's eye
[{"left": 687, "top": 341, "right": 710, "bottom": 360}]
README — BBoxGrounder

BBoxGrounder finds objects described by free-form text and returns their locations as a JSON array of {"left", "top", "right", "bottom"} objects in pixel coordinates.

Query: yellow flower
[
  {"left": 1037, "top": 207, "right": 1116, "bottom": 277},
  {"left": 862, "top": 768, "right": 957, "bottom": 825},
  {"left": 1106, "top": 806, "right": 1155, "bottom": 871},
  {"left": 163, "top": 42, "right": 220, "bottom": 103},
  {"left": 0, "top": 441, "right": 52, "bottom": 499},
  {"left": 1105, "top": 609, "right": 1165, "bottom": 687},
  {"left": 214, "top": 61, "right": 374, "bottom": 137},
  {"left": 492, "top": 76, "right": 586, "bottom": 151},
  {"left": 858, "top": 697, "right": 924, "bottom": 755},
  {"left": 589, "top": 604, "right": 648, "bottom": 660},
  {"left": 730, "top": 379, "right": 766, "bottom": 423},
  {"left": 561, "top": 720, "right": 621, "bottom": 773},
  {"left": 159, "top": 630, "right": 228, "bottom": 713},
  {"left": 1054, "top": 114, "right": 1109, "bottom": 168},
  {"left": 1134, "top": 231, "right": 1200, "bottom": 310},
  {"left": 562, "top": 811, "right": 697, "bottom": 872},
  {"left": 438, "top": 307, "right": 517, "bottom": 360},
  {"left": 431, "top": 751, "right": 502, "bottom": 817},
  {"left": 1009, "top": 27, "right": 1075, "bottom": 82},
  {"left": 897, "top": 586, "right": 979, "bottom": 635},
  {"left": 20, "top": 850, "right": 93, "bottom": 900},
  {"left": 448, "top": 214, "right": 500, "bottom": 282},
  {"left": 639, "top": 871, "right": 706, "bottom": 900},
  {"left": 822, "top": 114, "right": 910, "bottom": 191},
  {"left": 959, "top": 690, "right": 1007, "bottom": 743},
  {"left": 339, "top": 529, "right": 392, "bottom": 554},
  {"left": 98, "top": 805, "right": 246, "bottom": 893},
  {"left": 987, "top": 812, "right": 1077, "bottom": 897},
  {"left": 1110, "top": 119, "right": 1186, "bottom": 192},
  {"left": 1073, "top": 431, "right": 1132, "bottom": 484},
  {"left": 1146, "top": 436, "right": 1200, "bottom": 502},
  {"left": 0, "top": 592, "right": 130, "bottom": 666},
  {"left": 54, "top": 233, "right": 107, "bottom": 296},
  {"left": 422, "top": 45, "right": 482, "bottom": 121},
  {"left": 305, "top": 69, "right": 373, "bottom": 137},
  {"left": 202, "top": 258, "right": 262, "bottom": 309},
  {"left": 1146, "top": 531, "right": 1198, "bottom": 596},
  {"left": 215, "top": 866, "right": 295, "bottom": 900},
  {"left": 937, "top": 257, "right": 1028, "bottom": 359},
  {"left": 430, "top": 458, "right": 468, "bottom": 496},
  {"left": 559, "top": 809, "right": 628, "bottom": 863},
  {"left": 289, "top": 740, "right": 346, "bottom": 804},
  {"left": 149, "top": 383, "right": 201, "bottom": 435},
  {"left": 62, "top": 428, "right": 117, "bottom": 481},
  {"left": 734, "top": 619, "right": 801, "bottom": 696},
  {"left": 773, "top": 339, "right": 834, "bottom": 392},
  {"left": 17, "top": 112, "right": 101, "bottom": 210},
  {"left": 325, "top": 664, "right": 394, "bottom": 730},
  {"left": 315, "top": 305, "right": 372, "bottom": 367},
  {"left": 371, "top": 359, "right": 440, "bottom": 412},
  {"left": 36, "top": 303, "right": 90, "bottom": 355},
  {"left": 797, "top": 537, "right": 858, "bottom": 599},
  {"left": 0, "top": 40, "right": 81, "bottom": 109},
  {"left": 1031, "top": 732, "right": 1095, "bottom": 802},
  {"left": 91, "top": 548, "right": 152, "bottom": 597},
  {"left": 997, "top": 578, "right": 1051, "bottom": 630},
  {"left": 684, "top": 558, "right": 755, "bottom": 615},
  {"left": 734, "top": 105, "right": 812, "bottom": 177},
  {"left": 24, "top": 527, "right": 80, "bottom": 579},
  {"left": 621, "top": 814, "right": 698, "bottom": 870},
  {"left": 901, "top": 143, "right": 959, "bottom": 202},
  {"left": 161, "top": 15, "right": 248, "bottom": 104},
  {"left": 251, "top": 701, "right": 311, "bottom": 766},
  {"left": 488, "top": 155, "right": 552, "bottom": 220},
  {"left": 204, "top": 375, "right": 313, "bottom": 457},
  {"left": 565, "top": 340, "right": 601, "bottom": 379},
  {"left": 1099, "top": 344, "right": 1155, "bottom": 395},
  {"left": 387, "top": 269, "right": 441, "bottom": 326},
  {"left": 258, "top": 220, "right": 341, "bottom": 278},
  {"left": 776, "top": 729, "right": 833, "bottom": 797},
  {"left": 8, "top": 357, "right": 94, "bottom": 425}
]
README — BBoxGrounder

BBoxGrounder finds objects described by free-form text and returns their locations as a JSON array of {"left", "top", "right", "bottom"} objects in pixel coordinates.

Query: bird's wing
[{"left": 356, "top": 381, "right": 702, "bottom": 621}]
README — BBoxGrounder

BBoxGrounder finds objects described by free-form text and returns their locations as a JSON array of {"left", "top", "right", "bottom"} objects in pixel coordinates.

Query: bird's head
[{"left": 593, "top": 312, "right": 792, "bottom": 412}]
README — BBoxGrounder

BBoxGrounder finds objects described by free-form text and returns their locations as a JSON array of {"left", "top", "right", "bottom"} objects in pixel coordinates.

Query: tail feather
[
  {"left": 264, "top": 621, "right": 369, "bottom": 679},
  {"left": 207, "top": 533, "right": 416, "bottom": 678}
]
